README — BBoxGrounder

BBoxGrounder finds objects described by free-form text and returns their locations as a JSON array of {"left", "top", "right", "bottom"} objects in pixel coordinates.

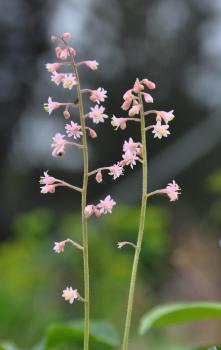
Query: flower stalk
[
  {"left": 121, "top": 91, "right": 148, "bottom": 350},
  {"left": 69, "top": 48, "right": 90, "bottom": 350}
]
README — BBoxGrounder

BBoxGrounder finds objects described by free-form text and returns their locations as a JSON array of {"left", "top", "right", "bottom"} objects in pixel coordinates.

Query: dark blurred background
[{"left": 1, "top": 0, "right": 221, "bottom": 349}]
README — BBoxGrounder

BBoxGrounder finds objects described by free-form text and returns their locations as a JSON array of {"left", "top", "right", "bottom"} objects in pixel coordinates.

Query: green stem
[
  {"left": 70, "top": 56, "right": 90, "bottom": 350},
  {"left": 122, "top": 91, "right": 148, "bottom": 350}
]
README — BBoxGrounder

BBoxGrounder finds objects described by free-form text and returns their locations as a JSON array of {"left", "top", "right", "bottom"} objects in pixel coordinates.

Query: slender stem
[
  {"left": 56, "top": 180, "right": 82, "bottom": 193},
  {"left": 66, "top": 238, "right": 84, "bottom": 251},
  {"left": 88, "top": 166, "right": 110, "bottom": 176},
  {"left": 66, "top": 42, "right": 90, "bottom": 350},
  {"left": 122, "top": 91, "right": 148, "bottom": 350}
]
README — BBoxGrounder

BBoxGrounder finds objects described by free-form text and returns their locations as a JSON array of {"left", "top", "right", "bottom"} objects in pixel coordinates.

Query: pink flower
[
  {"left": 128, "top": 104, "right": 141, "bottom": 117},
  {"left": 53, "top": 241, "right": 66, "bottom": 253},
  {"left": 40, "top": 184, "right": 56, "bottom": 194},
  {"left": 84, "top": 205, "right": 94, "bottom": 218},
  {"left": 152, "top": 121, "right": 170, "bottom": 139},
  {"left": 165, "top": 180, "right": 181, "bottom": 201},
  {"left": 62, "top": 287, "right": 78, "bottom": 304},
  {"left": 65, "top": 121, "right": 82, "bottom": 139},
  {"left": 89, "top": 87, "right": 107, "bottom": 104},
  {"left": 51, "top": 71, "right": 65, "bottom": 86},
  {"left": 111, "top": 116, "right": 127, "bottom": 130},
  {"left": 55, "top": 46, "right": 68, "bottom": 60},
  {"left": 40, "top": 170, "right": 56, "bottom": 185},
  {"left": 143, "top": 92, "right": 153, "bottom": 103},
  {"left": 98, "top": 195, "right": 116, "bottom": 214},
  {"left": 61, "top": 32, "right": 71, "bottom": 40},
  {"left": 44, "top": 97, "right": 61, "bottom": 115},
  {"left": 82, "top": 60, "right": 99, "bottom": 70},
  {"left": 121, "top": 152, "right": 138, "bottom": 169},
  {"left": 123, "top": 138, "right": 140, "bottom": 155},
  {"left": 121, "top": 99, "right": 133, "bottom": 111},
  {"left": 156, "top": 110, "right": 175, "bottom": 124},
  {"left": 51, "top": 133, "right": 67, "bottom": 157},
  {"left": 108, "top": 164, "right": 124, "bottom": 180},
  {"left": 46, "top": 62, "right": 63, "bottom": 72},
  {"left": 142, "top": 78, "right": 156, "bottom": 89},
  {"left": 133, "top": 79, "right": 144, "bottom": 93},
  {"left": 123, "top": 89, "right": 133, "bottom": 100},
  {"left": 89, "top": 105, "right": 108, "bottom": 124},
  {"left": 62, "top": 74, "right": 77, "bottom": 90}
]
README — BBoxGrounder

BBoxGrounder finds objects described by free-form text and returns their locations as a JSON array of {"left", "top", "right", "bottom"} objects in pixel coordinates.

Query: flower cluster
[
  {"left": 40, "top": 171, "right": 59, "bottom": 194},
  {"left": 85, "top": 195, "right": 116, "bottom": 218},
  {"left": 40, "top": 32, "right": 118, "bottom": 308}
]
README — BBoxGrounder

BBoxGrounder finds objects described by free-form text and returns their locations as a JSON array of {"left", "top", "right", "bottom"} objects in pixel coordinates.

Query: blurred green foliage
[{"left": 0, "top": 205, "right": 171, "bottom": 348}]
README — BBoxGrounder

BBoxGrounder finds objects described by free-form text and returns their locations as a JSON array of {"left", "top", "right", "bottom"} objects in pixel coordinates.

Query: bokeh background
[{"left": 1, "top": 0, "right": 221, "bottom": 349}]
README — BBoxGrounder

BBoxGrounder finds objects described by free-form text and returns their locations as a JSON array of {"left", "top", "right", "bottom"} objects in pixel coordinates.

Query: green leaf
[
  {"left": 0, "top": 343, "right": 20, "bottom": 350},
  {"left": 45, "top": 320, "right": 119, "bottom": 349},
  {"left": 139, "top": 302, "right": 221, "bottom": 335}
]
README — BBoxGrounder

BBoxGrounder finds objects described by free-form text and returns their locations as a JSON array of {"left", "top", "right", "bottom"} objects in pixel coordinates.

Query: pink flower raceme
[
  {"left": 89, "top": 105, "right": 108, "bottom": 124},
  {"left": 65, "top": 121, "right": 82, "bottom": 139},
  {"left": 44, "top": 97, "right": 61, "bottom": 115},
  {"left": 62, "top": 287, "right": 78, "bottom": 304},
  {"left": 152, "top": 121, "right": 170, "bottom": 139},
  {"left": 89, "top": 88, "right": 107, "bottom": 104},
  {"left": 51, "top": 133, "right": 67, "bottom": 157}
]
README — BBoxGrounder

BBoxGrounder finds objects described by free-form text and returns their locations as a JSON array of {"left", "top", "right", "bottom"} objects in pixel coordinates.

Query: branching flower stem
[
  {"left": 64, "top": 40, "right": 90, "bottom": 350},
  {"left": 122, "top": 90, "right": 148, "bottom": 350}
]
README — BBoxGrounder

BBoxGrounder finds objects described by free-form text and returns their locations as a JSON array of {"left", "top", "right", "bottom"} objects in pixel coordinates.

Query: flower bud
[
  {"left": 51, "top": 35, "right": 57, "bottom": 43},
  {"left": 62, "top": 32, "right": 71, "bottom": 40},
  {"left": 89, "top": 128, "right": 97, "bottom": 138},
  {"left": 84, "top": 205, "right": 94, "bottom": 218},
  {"left": 95, "top": 171, "right": 102, "bottom": 183},
  {"left": 63, "top": 110, "right": 70, "bottom": 119}
]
